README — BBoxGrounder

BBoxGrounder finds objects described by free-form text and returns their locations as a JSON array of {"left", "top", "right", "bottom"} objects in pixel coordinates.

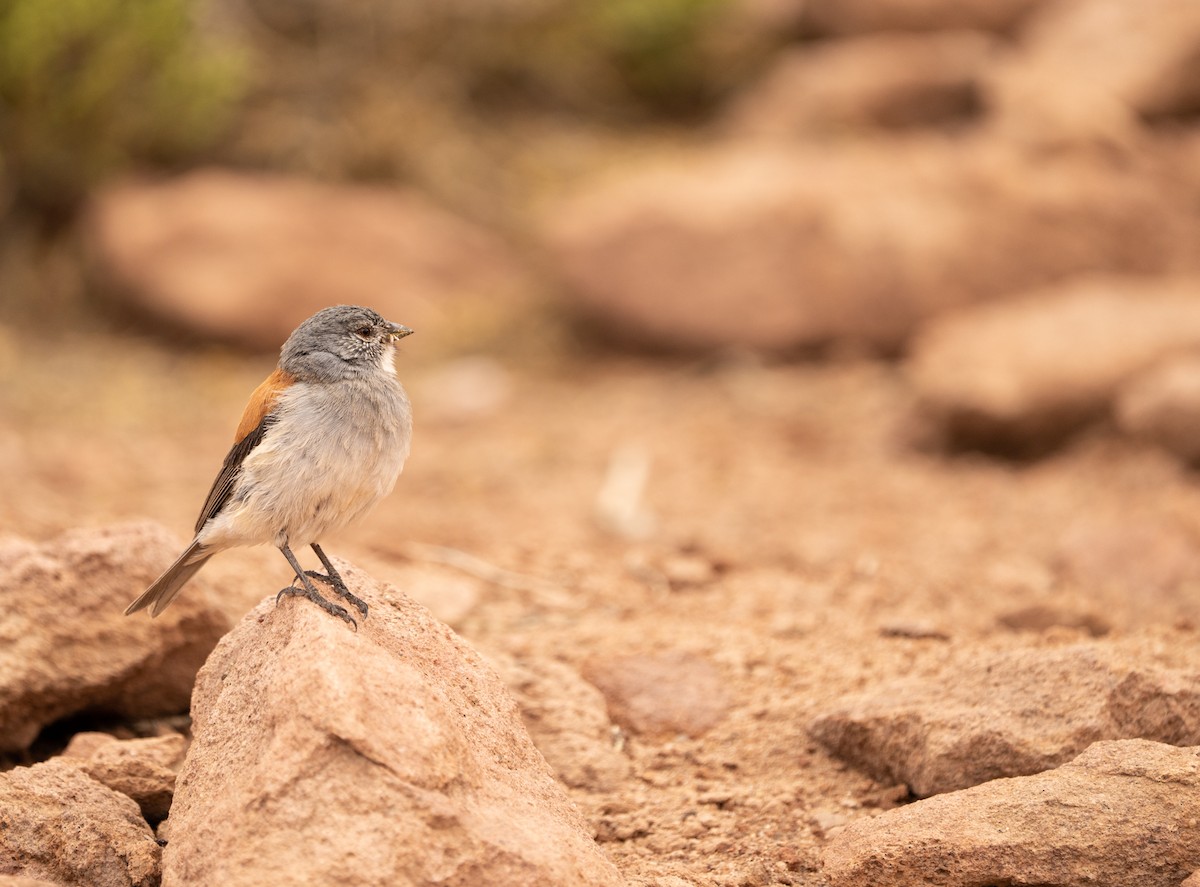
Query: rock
[
  {"left": 582, "top": 652, "right": 730, "bottom": 738},
  {"left": 1183, "top": 872, "right": 1200, "bottom": 887},
  {"left": 0, "top": 759, "right": 161, "bottom": 886},
  {"left": 1055, "top": 517, "right": 1200, "bottom": 605},
  {"left": 986, "top": 0, "right": 1200, "bottom": 145},
  {"left": 162, "top": 560, "right": 623, "bottom": 887},
  {"left": 800, "top": 0, "right": 1045, "bottom": 35},
  {"left": 86, "top": 169, "right": 534, "bottom": 351},
  {"left": 907, "top": 277, "right": 1200, "bottom": 454},
  {"left": 0, "top": 522, "right": 232, "bottom": 753},
  {"left": 61, "top": 732, "right": 187, "bottom": 823},
  {"left": 1116, "top": 353, "right": 1200, "bottom": 462},
  {"left": 810, "top": 643, "right": 1200, "bottom": 796},
  {"left": 488, "top": 652, "right": 632, "bottom": 792},
  {"left": 0, "top": 876, "right": 59, "bottom": 887},
  {"left": 822, "top": 739, "right": 1200, "bottom": 887},
  {"left": 547, "top": 140, "right": 1198, "bottom": 353},
  {"left": 725, "top": 31, "right": 996, "bottom": 136}
]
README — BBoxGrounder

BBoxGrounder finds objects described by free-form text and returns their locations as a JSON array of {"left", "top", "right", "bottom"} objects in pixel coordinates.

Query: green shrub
[{"left": 0, "top": 0, "right": 243, "bottom": 217}]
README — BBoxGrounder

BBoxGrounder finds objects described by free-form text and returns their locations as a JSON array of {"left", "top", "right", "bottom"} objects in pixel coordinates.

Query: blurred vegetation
[
  {"left": 0, "top": 0, "right": 774, "bottom": 324},
  {"left": 0, "top": 0, "right": 244, "bottom": 221},
  {"left": 224, "top": 0, "right": 771, "bottom": 226}
]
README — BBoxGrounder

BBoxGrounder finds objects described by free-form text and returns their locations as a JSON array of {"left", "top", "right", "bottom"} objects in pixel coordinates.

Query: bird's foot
[
  {"left": 303, "top": 570, "right": 368, "bottom": 618},
  {"left": 276, "top": 582, "right": 357, "bottom": 630}
]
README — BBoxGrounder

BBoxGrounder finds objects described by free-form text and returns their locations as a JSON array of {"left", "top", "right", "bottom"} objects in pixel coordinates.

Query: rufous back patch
[{"left": 235, "top": 368, "right": 296, "bottom": 441}]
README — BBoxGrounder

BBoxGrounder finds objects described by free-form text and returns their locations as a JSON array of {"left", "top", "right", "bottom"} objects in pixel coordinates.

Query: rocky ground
[
  {"left": 5, "top": 315, "right": 1200, "bottom": 885},
  {"left": 6, "top": 0, "right": 1200, "bottom": 883}
]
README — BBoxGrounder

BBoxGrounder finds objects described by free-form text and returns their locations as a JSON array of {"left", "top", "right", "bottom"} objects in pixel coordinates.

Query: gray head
[{"left": 279, "top": 305, "right": 413, "bottom": 381}]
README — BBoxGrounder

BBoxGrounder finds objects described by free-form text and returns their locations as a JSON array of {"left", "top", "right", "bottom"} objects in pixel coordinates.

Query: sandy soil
[{"left": 4, "top": 322, "right": 1199, "bottom": 886}]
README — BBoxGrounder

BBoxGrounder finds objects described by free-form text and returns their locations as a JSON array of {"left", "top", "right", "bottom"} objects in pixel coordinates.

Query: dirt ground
[{"left": 4, "top": 319, "right": 1200, "bottom": 886}]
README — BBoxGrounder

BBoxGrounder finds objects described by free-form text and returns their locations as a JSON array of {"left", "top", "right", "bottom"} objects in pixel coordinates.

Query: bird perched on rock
[{"left": 125, "top": 305, "right": 414, "bottom": 627}]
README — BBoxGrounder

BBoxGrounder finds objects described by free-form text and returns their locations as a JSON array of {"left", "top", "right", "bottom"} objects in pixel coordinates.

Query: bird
[{"left": 125, "top": 305, "right": 414, "bottom": 627}]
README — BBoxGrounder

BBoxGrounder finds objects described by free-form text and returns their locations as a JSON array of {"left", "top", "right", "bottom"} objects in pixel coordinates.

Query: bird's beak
[{"left": 387, "top": 323, "right": 414, "bottom": 342}]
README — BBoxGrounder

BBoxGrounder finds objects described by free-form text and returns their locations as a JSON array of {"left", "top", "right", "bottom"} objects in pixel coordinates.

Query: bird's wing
[{"left": 193, "top": 368, "right": 295, "bottom": 534}]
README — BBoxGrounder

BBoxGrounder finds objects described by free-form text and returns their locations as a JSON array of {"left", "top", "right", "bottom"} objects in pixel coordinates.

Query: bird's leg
[
  {"left": 305, "top": 543, "right": 369, "bottom": 618},
  {"left": 275, "top": 543, "right": 356, "bottom": 629}
]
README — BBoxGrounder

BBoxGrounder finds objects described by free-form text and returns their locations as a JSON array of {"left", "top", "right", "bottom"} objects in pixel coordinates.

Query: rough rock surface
[
  {"left": 61, "top": 732, "right": 187, "bottom": 823},
  {"left": 726, "top": 31, "right": 996, "bottom": 136},
  {"left": 582, "top": 651, "right": 730, "bottom": 738},
  {"left": 823, "top": 740, "right": 1200, "bottom": 887},
  {"left": 0, "top": 522, "right": 231, "bottom": 753},
  {"left": 488, "top": 652, "right": 632, "bottom": 791},
  {"left": 548, "top": 142, "right": 1198, "bottom": 352},
  {"left": 86, "top": 169, "right": 533, "bottom": 350},
  {"left": 0, "top": 759, "right": 160, "bottom": 887},
  {"left": 1116, "top": 353, "right": 1200, "bottom": 463},
  {"left": 810, "top": 643, "right": 1200, "bottom": 796},
  {"left": 907, "top": 276, "right": 1200, "bottom": 453},
  {"left": 163, "top": 560, "right": 623, "bottom": 887}
]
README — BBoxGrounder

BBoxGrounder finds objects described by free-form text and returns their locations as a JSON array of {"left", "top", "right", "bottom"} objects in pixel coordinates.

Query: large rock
[
  {"left": 1116, "top": 352, "right": 1200, "bottom": 463},
  {"left": 547, "top": 140, "right": 1198, "bottom": 352},
  {"left": 823, "top": 740, "right": 1200, "bottom": 887},
  {"left": 86, "top": 169, "right": 534, "bottom": 350},
  {"left": 725, "top": 31, "right": 996, "bottom": 136},
  {"left": 162, "top": 560, "right": 623, "bottom": 887},
  {"left": 986, "top": 0, "right": 1200, "bottom": 144},
  {"left": 907, "top": 276, "right": 1200, "bottom": 453},
  {"left": 0, "top": 759, "right": 161, "bottom": 886},
  {"left": 61, "top": 732, "right": 187, "bottom": 823},
  {"left": 810, "top": 643, "right": 1200, "bottom": 796},
  {"left": 0, "top": 522, "right": 231, "bottom": 753}
]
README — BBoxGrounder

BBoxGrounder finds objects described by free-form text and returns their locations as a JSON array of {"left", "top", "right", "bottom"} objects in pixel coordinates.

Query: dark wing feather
[{"left": 194, "top": 414, "right": 277, "bottom": 534}]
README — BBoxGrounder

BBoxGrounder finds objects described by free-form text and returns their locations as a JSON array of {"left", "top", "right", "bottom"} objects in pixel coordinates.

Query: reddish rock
[
  {"left": 61, "top": 732, "right": 187, "bottom": 823},
  {"left": 726, "top": 31, "right": 996, "bottom": 136},
  {"left": 986, "top": 0, "right": 1200, "bottom": 145},
  {"left": 582, "top": 651, "right": 730, "bottom": 738},
  {"left": 162, "top": 560, "right": 623, "bottom": 887},
  {"left": 0, "top": 759, "right": 160, "bottom": 886},
  {"left": 86, "top": 170, "right": 534, "bottom": 350},
  {"left": 810, "top": 643, "right": 1200, "bottom": 796},
  {"left": 907, "top": 277, "right": 1200, "bottom": 453},
  {"left": 0, "top": 522, "right": 232, "bottom": 753},
  {"left": 801, "top": 0, "right": 1045, "bottom": 35},
  {"left": 823, "top": 740, "right": 1200, "bottom": 887},
  {"left": 1116, "top": 353, "right": 1200, "bottom": 463},
  {"left": 488, "top": 652, "right": 632, "bottom": 791},
  {"left": 1055, "top": 518, "right": 1200, "bottom": 604},
  {"left": 547, "top": 141, "right": 1198, "bottom": 353}
]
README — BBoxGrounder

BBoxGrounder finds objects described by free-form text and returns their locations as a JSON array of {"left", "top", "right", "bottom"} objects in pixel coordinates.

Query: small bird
[{"left": 125, "top": 305, "right": 414, "bottom": 627}]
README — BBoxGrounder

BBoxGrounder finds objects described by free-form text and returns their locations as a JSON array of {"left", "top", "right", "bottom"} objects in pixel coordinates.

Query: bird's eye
[{"left": 354, "top": 325, "right": 373, "bottom": 339}]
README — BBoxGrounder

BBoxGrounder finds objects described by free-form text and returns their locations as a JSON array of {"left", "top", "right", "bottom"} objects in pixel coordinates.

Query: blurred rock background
[{"left": 2, "top": 0, "right": 1196, "bottom": 366}]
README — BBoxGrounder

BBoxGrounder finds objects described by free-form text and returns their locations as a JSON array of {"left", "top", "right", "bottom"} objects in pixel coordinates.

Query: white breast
[{"left": 200, "top": 375, "right": 412, "bottom": 552}]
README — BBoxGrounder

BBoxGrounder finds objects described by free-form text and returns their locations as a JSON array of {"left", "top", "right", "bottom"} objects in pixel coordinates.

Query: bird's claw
[
  {"left": 303, "top": 570, "right": 369, "bottom": 618},
  {"left": 276, "top": 584, "right": 357, "bottom": 630}
]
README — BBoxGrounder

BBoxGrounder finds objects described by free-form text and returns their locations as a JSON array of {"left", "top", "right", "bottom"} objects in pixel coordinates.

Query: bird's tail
[{"left": 125, "top": 540, "right": 213, "bottom": 617}]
